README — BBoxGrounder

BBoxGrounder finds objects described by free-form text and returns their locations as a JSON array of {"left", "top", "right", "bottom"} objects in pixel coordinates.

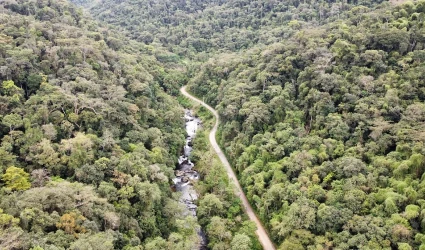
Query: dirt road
[{"left": 181, "top": 86, "right": 276, "bottom": 250}]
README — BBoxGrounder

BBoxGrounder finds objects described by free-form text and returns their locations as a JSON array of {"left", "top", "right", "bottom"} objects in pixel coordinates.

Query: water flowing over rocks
[{"left": 173, "top": 109, "right": 207, "bottom": 249}]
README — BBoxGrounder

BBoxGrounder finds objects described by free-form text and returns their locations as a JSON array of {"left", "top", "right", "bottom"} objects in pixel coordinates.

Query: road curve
[{"left": 180, "top": 86, "right": 276, "bottom": 250}]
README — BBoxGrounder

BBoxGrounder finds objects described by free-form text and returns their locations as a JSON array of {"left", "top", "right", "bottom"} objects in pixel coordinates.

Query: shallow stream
[{"left": 173, "top": 109, "right": 207, "bottom": 249}]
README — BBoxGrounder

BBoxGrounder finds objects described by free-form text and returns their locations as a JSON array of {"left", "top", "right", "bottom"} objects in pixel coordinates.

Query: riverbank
[{"left": 180, "top": 86, "right": 276, "bottom": 250}]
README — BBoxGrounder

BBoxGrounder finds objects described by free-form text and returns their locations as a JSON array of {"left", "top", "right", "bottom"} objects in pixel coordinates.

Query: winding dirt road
[{"left": 181, "top": 86, "right": 276, "bottom": 250}]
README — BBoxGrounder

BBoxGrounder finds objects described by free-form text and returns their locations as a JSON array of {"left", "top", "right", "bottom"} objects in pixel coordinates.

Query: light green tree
[
  {"left": 2, "top": 114, "right": 23, "bottom": 132},
  {"left": 2, "top": 166, "right": 31, "bottom": 191},
  {"left": 231, "top": 233, "right": 252, "bottom": 250}
]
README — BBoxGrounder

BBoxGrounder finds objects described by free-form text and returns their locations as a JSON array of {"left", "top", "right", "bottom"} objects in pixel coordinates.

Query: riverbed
[{"left": 173, "top": 109, "right": 207, "bottom": 249}]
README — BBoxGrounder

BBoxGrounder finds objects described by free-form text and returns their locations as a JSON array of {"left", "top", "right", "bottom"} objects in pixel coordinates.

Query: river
[{"left": 172, "top": 109, "right": 207, "bottom": 249}]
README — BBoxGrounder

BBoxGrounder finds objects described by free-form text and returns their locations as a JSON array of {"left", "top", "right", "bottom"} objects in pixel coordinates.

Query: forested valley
[{"left": 2, "top": 0, "right": 425, "bottom": 249}]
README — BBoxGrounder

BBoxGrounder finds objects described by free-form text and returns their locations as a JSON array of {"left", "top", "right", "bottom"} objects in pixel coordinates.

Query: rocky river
[{"left": 173, "top": 109, "right": 207, "bottom": 249}]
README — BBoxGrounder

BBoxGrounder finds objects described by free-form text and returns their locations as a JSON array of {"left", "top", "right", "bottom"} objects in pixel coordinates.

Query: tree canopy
[{"left": 5, "top": 0, "right": 425, "bottom": 249}]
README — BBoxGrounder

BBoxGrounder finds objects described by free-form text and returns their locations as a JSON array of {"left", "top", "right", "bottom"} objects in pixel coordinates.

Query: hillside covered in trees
[
  {"left": 188, "top": 1, "right": 425, "bottom": 249},
  {"left": 0, "top": 0, "right": 257, "bottom": 249},
  {"left": 82, "top": 0, "right": 385, "bottom": 57}
]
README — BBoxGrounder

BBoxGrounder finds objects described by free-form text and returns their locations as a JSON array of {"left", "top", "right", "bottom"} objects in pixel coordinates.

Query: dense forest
[
  {"left": 0, "top": 0, "right": 255, "bottom": 249},
  {"left": 83, "top": 0, "right": 386, "bottom": 57},
  {"left": 80, "top": 0, "right": 425, "bottom": 248},
  {"left": 4, "top": 0, "right": 425, "bottom": 249}
]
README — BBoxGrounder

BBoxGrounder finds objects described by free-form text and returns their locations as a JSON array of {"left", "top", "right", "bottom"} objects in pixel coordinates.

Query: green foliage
[
  {"left": 181, "top": 0, "right": 425, "bottom": 248},
  {"left": 68, "top": 232, "right": 114, "bottom": 250},
  {"left": 0, "top": 208, "right": 20, "bottom": 229},
  {"left": 5, "top": 0, "right": 425, "bottom": 248},
  {"left": 2, "top": 114, "right": 23, "bottom": 132},
  {"left": 82, "top": 0, "right": 385, "bottom": 56},
  {"left": 0, "top": 0, "right": 196, "bottom": 248},
  {"left": 231, "top": 233, "right": 252, "bottom": 250},
  {"left": 190, "top": 120, "right": 260, "bottom": 248},
  {"left": 2, "top": 166, "right": 31, "bottom": 191}
]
